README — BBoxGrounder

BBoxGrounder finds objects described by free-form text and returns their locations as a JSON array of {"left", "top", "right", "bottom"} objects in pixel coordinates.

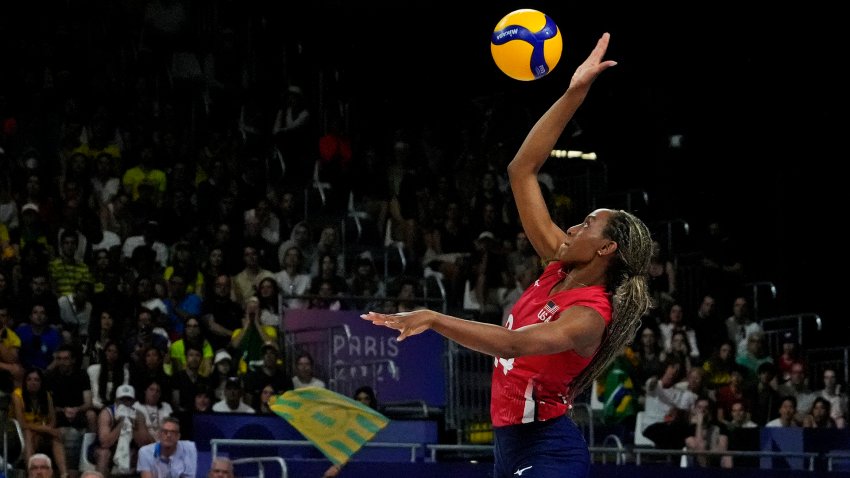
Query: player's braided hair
[{"left": 566, "top": 209, "right": 654, "bottom": 404}]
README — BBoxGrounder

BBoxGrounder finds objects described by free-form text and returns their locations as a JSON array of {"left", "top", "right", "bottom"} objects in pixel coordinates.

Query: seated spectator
[
  {"left": 274, "top": 245, "right": 311, "bottom": 310},
  {"left": 243, "top": 341, "right": 293, "bottom": 407},
  {"left": 777, "top": 361, "right": 816, "bottom": 423},
  {"left": 90, "top": 384, "right": 146, "bottom": 475},
  {"left": 171, "top": 344, "right": 212, "bottom": 413},
  {"left": 230, "top": 297, "right": 278, "bottom": 374},
  {"left": 724, "top": 296, "right": 761, "bottom": 357},
  {"left": 735, "top": 332, "right": 773, "bottom": 386},
  {"left": 0, "top": 302, "right": 24, "bottom": 391},
  {"left": 775, "top": 331, "right": 804, "bottom": 382},
  {"left": 766, "top": 396, "right": 802, "bottom": 427},
  {"left": 134, "top": 378, "right": 174, "bottom": 446},
  {"left": 353, "top": 385, "right": 379, "bottom": 410},
  {"left": 631, "top": 325, "right": 665, "bottom": 397},
  {"left": 642, "top": 360, "right": 698, "bottom": 449},
  {"left": 814, "top": 368, "right": 848, "bottom": 428},
  {"left": 748, "top": 362, "right": 781, "bottom": 426},
  {"left": 715, "top": 370, "right": 750, "bottom": 423},
  {"left": 45, "top": 344, "right": 96, "bottom": 471},
  {"left": 702, "top": 340, "right": 743, "bottom": 391},
  {"left": 200, "top": 274, "right": 243, "bottom": 353},
  {"left": 803, "top": 396, "right": 840, "bottom": 428},
  {"left": 658, "top": 303, "right": 699, "bottom": 360},
  {"left": 129, "top": 345, "right": 172, "bottom": 405},
  {"left": 254, "top": 384, "right": 277, "bottom": 415},
  {"left": 84, "top": 309, "right": 124, "bottom": 369},
  {"left": 87, "top": 339, "right": 131, "bottom": 412},
  {"left": 16, "top": 303, "right": 62, "bottom": 371},
  {"left": 168, "top": 316, "right": 214, "bottom": 377},
  {"left": 212, "top": 376, "right": 255, "bottom": 413},
  {"left": 209, "top": 349, "right": 237, "bottom": 401},
  {"left": 292, "top": 351, "right": 326, "bottom": 389},
  {"left": 136, "top": 416, "right": 197, "bottom": 478},
  {"left": 255, "top": 277, "right": 283, "bottom": 327},
  {"left": 12, "top": 367, "right": 70, "bottom": 478},
  {"left": 57, "top": 280, "right": 94, "bottom": 352},
  {"left": 660, "top": 330, "right": 695, "bottom": 373},
  {"left": 683, "top": 397, "right": 731, "bottom": 468}
]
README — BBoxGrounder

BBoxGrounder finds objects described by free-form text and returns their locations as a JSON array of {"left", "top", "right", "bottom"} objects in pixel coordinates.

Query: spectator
[
  {"left": 16, "top": 303, "right": 62, "bottom": 371},
  {"left": 701, "top": 340, "right": 743, "bottom": 391},
  {"left": 725, "top": 296, "right": 762, "bottom": 357},
  {"left": 87, "top": 339, "right": 131, "bottom": 411},
  {"left": 13, "top": 368, "right": 69, "bottom": 478},
  {"left": 162, "top": 272, "right": 203, "bottom": 339},
  {"left": 200, "top": 274, "right": 243, "bottom": 353},
  {"left": 777, "top": 361, "right": 816, "bottom": 423},
  {"left": 171, "top": 343, "right": 211, "bottom": 413},
  {"left": 691, "top": 294, "right": 725, "bottom": 362},
  {"left": 715, "top": 370, "right": 750, "bottom": 424},
  {"left": 353, "top": 386, "right": 378, "bottom": 410},
  {"left": 27, "top": 453, "right": 55, "bottom": 478},
  {"left": 84, "top": 309, "right": 124, "bottom": 369},
  {"left": 748, "top": 362, "right": 781, "bottom": 426},
  {"left": 44, "top": 344, "right": 96, "bottom": 470},
  {"left": 765, "top": 396, "right": 802, "bottom": 427},
  {"left": 658, "top": 303, "right": 699, "bottom": 360},
  {"left": 255, "top": 277, "right": 283, "bottom": 327},
  {"left": 274, "top": 245, "right": 311, "bottom": 310},
  {"left": 814, "top": 368, "right": 848, "bottom": 428},
  {"left": 168, "top": 316, "right": 214, "bottom": 377},
  {"left": 631, "top": 325, "right": 665, "bottom": 396},
  {"left": 208, "top": 456, "right": 235, "bottom": 478},
  {"left": 0, "top": 302, "right": 24, "bottom": 390},
  {"left": 683, "top": 397, "right": 731, "bottom": 468},
  {"left": 735, "top": 332, "right": 773, "bottom": 386},
  {"left": 134, "top": 377, "right": 174, "bottom": 445},
  {"left": 243, "top": 341, "right": 293, "bottom": 407},
  {"left": 230, "top": 297, "right": 277, "bottom": 374},
  {"left": 57, "top": 280, "right": 94, "bottom": 351},
  {"left": 49, "top": 230, "right": 95, "bottom": 297},
  {"left": 230, "top": 244, "right": 275, "bottom": 308},
  {"left": 776, "top": 332, "right": 805, "bottom": 383},
  {"left": 209, "top": 350, "right": 237, "bottom": 401},
  {"left": 212, "top": 376, "right": 255, "bottom": 413},
  {"left": 292, "top": 351, "right": 326, "bottom": 389},
  {"left": 254, "top": 384, "right": 277, "bottom": 415},
  {"left": 803, "top": 396, "right": 840, "bottom": 428},
  {"left": 90, "top": 384, "right": 146, "bottom": 475},
  {"left": 137, "top": 416, "right": 198, "bottom": 478}
]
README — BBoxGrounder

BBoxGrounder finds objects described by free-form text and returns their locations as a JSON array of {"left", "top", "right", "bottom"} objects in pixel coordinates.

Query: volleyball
[{"left": 490, "top": 9, "right": 562, "bottom": 81}]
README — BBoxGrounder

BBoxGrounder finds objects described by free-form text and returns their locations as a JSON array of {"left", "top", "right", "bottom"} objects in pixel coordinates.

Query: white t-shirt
[
  {"left": 292, "top": 377, "right": 326, "bottom": 389},
  {"left": 212, "top": 400, "right": 256, "bottom": 413}
]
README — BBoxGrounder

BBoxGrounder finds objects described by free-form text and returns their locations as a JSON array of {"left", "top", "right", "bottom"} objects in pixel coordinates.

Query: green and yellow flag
[{"left": 270, "top": 387, "right": 390, "bottom": 466}]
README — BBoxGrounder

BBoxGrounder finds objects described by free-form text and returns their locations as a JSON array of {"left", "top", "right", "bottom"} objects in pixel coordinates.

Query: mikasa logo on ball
[{"left": 495, "top": 28, "right": 519, "bottom": 41}]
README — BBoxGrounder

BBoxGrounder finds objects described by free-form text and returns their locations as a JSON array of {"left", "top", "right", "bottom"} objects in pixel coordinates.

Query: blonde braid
[{"left": 566, "top": 210, "right": 654, "bottom": 404}]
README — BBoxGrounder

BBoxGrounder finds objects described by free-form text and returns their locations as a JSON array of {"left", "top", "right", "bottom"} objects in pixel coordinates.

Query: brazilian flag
[
  {"left": 270, "top": 387, "right": 390, "bottom": 466},
  {"left": 596, "top": 356, "right": 637, "bottom": 425}
]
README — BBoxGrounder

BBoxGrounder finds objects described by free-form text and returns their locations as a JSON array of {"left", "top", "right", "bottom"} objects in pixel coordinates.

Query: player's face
[{"left": 558, "top": 209, "right": 614, "bottom": 264}]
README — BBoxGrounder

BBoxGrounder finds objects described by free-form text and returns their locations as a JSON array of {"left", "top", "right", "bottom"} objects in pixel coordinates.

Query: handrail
[
  {"left": 826, "top": 450, "right": 850, "bottom": 471},
  {"left": 211, "top": 438, "right": 423, "bottom": 463},
  {"left": 425, "top": 444, "right": 496, "bottom": 462},
  {"left": 631, "top": 447, "right": 819, "bottom": 470},
  {"left": 231, "top": 456, "right": 289, "bottom": 478}
]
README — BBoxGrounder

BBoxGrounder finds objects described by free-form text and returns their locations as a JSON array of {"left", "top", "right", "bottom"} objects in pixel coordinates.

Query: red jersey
[{"left": 490, "top": 261, "right": 612, "bottom": 426}]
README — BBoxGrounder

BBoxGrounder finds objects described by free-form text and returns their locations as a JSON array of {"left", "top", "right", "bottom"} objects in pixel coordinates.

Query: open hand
[
  {"left": 569, "top": 32, "right": 617, "bottom": 92},
  {"left": 361, "top": 310, "right": 434, "bottom": 342}
]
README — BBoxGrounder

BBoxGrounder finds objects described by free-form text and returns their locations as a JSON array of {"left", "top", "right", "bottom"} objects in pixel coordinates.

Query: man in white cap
[{"left": 92, "top": 383, "right": 143, "bottom": 475}]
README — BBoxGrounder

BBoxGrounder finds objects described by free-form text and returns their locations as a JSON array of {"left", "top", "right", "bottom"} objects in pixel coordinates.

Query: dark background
[
  {"left": 295, "top": 2, "right": 845, "bottom": 335},
  {"left": 4, "top": 1, "right": 845, "bottom": 337}
]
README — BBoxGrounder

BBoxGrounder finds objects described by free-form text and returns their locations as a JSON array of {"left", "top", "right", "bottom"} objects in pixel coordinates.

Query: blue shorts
[{"left": 493, "top": 414, "right": 589, "bottom": 478}]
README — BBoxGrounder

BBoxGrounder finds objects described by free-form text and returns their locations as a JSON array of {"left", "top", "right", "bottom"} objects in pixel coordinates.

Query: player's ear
[{"left": 597, "top": 240, "right": 617, "bottom": 257}]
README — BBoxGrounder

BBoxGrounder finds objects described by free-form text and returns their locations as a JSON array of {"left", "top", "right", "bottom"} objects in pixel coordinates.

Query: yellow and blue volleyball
[{"left": 491, "top": 9, "right": 562, "bottom": 81}]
